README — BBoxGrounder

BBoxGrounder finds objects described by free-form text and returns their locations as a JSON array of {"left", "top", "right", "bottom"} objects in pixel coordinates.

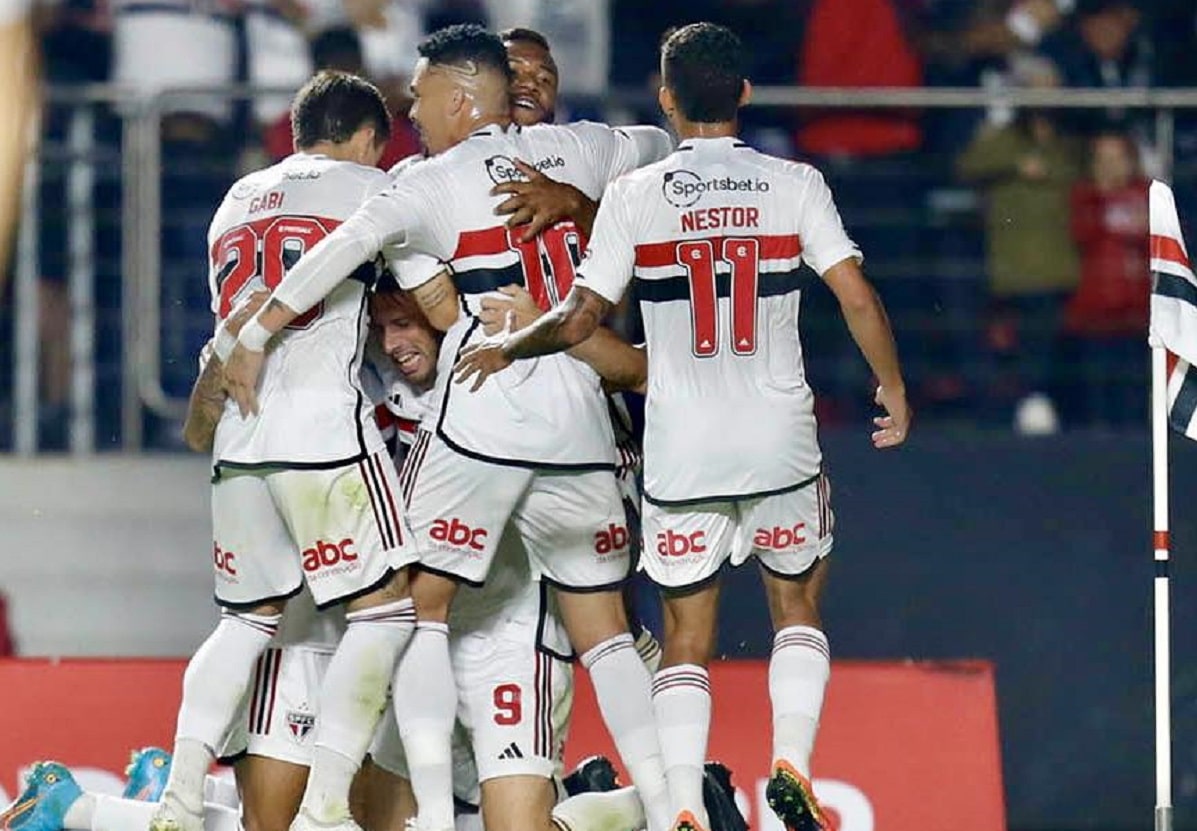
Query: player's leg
[
  {"left": 655, "top": 581, "right": 721, "bottom": 831},
  {"left": 621, "top": 497, "right": 663, "bottom": 674},
  {"left": 749, "top": 474, "right": 835, "bottom": 831},
  {"left": 458, "top": 624, "right": 572, "bottom": 831},
  {"left": 351, "top": 756, "right": 417, "bottom": 831},
  {"left": 640, "top": 499, "right": 739, "bottom": 831},
  {"left": 359, "top": 706, "right": 481, "bottom": 831},
  {"left": 224, "top": 644, "right": 332, "bottom": 831},
  {"left": 154, "top": 471, "right": 299, "bottom": 831},
  {"left": 268, "top": 451, "right": 420, "bottom": 830},
  {"left": 518, "top": 470, "right": 670, "bottom": 831},
  {"left": 396, "top": 431, "right": 532, "bottom": 831},
  {"left": 234, "top": 757, "right": 308, "bottom": 831}
]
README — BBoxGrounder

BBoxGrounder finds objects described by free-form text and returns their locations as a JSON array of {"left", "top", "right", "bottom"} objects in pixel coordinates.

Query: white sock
[
  {"left": 392, "top": 621, "right": 457, "bottom": 831},
  {"left": 552, "top": 787, "right": 646, "bottom": 831},
  {"left": 769, "top": 626, "right": 831, "bottom": 778},
  {"left": 90, "top": 794, "right": 155, "bottom": 831},
  {"left": 87, "top": 796, "right": 239, "bottom": 831},
  {"left": 202, "top": 776, "right": 239, "bottom": 811},
  {"left": 200, "top": 804, "right": 241, "bottom": 831},
  {"left": 634, "top": 628, "right": 663, "bottom": 674},
  {"left": 176, "top": 611, "right": 280, "bottom": 749},
  {"left": 580, "top": 635, "right": 670, "bottom": 831},
  {"left": 300, "top": 598, "right": 416, "bottom": 823},
  {"left": 158, "top": 739, "right": 216, "bottom": 818},
  {"left": 62, "top": 794, "right": 96, "bottom": 830},
  {"left": 167, "top": 611, "right": 279, "bottom": 812},
  {"left": 652, "top": 664, "right": 710, "bottom": 827}
]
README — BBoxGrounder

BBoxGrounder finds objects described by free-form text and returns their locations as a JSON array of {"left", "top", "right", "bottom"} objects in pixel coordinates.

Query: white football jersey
[
  {"left": 209, "top": 153, "right": 390, "bottom": 470},
  {"left": 365, "top": 355, "right": 570, "bottom": 655},
  {"left": 366, "top": 120, "right": 671, "bottom": 468},
  {"left": 576, "top": 137, "right": 862, "bottom": 504}
]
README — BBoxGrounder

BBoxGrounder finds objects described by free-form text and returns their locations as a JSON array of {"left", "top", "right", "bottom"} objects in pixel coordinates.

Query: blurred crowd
[{"left": 10, "top": 0, "right": 1197, "bottom": 448}]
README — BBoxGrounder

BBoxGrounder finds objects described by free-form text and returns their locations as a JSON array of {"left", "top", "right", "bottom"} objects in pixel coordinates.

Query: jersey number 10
[
  {"left": 677, "top": 237, "right": 761, "bottom": 358},
  {"left": 211, "top": 216, "right": 337, "bottom": 328}
]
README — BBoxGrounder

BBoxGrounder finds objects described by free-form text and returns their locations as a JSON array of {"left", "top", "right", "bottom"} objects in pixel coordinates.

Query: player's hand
[
  {"left": 454, "top": 311, "right": 515, "bottom": 392},
  {"left": 480, "top": 284, "right": 542, "bottom": 336},
  {"left": 491, "top": 159, "right": 583, "bottom": 242},
  {"left": 872, "top": 384, "right": 912, "bottom": 449},
  {"left": 222, "top": 343, "right": 266, "bottom": 418},
  {"left": 226, "top": 291, "right": 271, "bottom": 339}
]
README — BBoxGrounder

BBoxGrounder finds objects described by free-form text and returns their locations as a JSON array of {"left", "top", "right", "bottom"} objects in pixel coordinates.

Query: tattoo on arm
[
  {"left": 183, "top": 358, "right": 226, "bottom": 452},
  {"left": 410, "top": 271, "right": 459, "bottom": 331},
  {"left": 504, "top": 288, "right": 611, "bottom": 360}
]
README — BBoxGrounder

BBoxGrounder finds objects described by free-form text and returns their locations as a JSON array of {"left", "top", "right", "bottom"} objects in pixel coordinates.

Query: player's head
[
  {"left": 501, "top": 27, "right": 558, "bottom": 127},
  {"left": 658, "top": 22, "right": 750, "bottom": 129},
  {"left": 409, "top": 24, "right": 514, "bottom": 155},
  {"left": 291, "top": 70, "right": 391, "bottom": 166},
  {"left": 370, "top": 286, "right": 441, "bottom": 390}
]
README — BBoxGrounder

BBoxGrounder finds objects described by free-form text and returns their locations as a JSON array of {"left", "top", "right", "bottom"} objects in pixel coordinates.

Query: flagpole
[{"left": 1152, "top": 341, "right": 1173, "bottom": 831}]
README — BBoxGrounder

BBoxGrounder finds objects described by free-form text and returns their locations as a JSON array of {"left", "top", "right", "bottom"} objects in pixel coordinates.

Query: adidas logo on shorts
[{"left": 497, "top": 742, "right": 524, "bottom": 760}]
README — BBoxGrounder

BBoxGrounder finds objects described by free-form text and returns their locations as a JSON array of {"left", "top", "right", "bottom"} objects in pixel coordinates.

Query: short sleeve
[
  {"left": 796, "top": 168, "right": 863, "bottom": 276},
  {"left": 574, "top": 177, "right": 639, "bottom": 305},
  {"left": 565, "top": 121, "right": 666, "bottom": 186}
]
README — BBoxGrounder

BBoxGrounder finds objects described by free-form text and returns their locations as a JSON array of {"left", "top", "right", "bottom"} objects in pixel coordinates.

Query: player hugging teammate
[{"left": 4, "top": 20, "right": 910, "bottom": 831}]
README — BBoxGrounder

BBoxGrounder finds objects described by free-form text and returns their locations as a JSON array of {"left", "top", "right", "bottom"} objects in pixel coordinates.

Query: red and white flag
[{"left": 1149, "top": 180, "right": 1197, "bottom": 439}]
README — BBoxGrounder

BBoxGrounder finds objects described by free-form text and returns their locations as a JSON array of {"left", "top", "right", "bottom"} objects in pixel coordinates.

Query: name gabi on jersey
[
  {"left": 663, "top": 170, "right": 770, "bottom": 207},
  {"left": 680, "top": 206, "right": 761, "bottom": 232},
  {"left": 249, "top": 191, "right": 284, "bottom": 214}
]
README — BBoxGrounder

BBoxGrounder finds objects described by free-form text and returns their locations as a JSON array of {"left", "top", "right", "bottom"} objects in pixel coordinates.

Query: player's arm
[
  {"left": 480, "top": 285, "right": 645, "bottom": 391},
  {"left": 383, "top": 244, "right": 461, "bottom": 332},
  {"left": 184, "top": 290, "right": 270, "bottom": 451},
  {"left": 221, "top": 184, "right": 415, "bottom": 416},
  {"left": 492, "top": 158, "right": 598, "bottom": 241},
  {"left": 799, "top": 167, "right": 911, "bottom": 448},
  {"left": 455, "top": 181, "right": 637, "bottom": 390},
  {"left": 822, "top": 259, "right": 910, "bottom": 448},
  {"left": 182, "top": 348, "right": 225, "bottom": 453}
]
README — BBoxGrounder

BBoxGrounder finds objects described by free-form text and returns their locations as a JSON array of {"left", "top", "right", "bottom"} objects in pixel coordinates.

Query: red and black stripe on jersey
[{"left": 631, "top": 233, "right": 806, "bottom": 303}]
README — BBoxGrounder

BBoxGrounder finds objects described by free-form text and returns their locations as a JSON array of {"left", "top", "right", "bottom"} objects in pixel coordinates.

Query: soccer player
[
  {"left": 220, "top": 24, "right": 677, "bottom": 831},
  {"left": 454, "top": 21, "right": 913, "bottom": 831},
  {"left": 158, "top": 71, "right": 420, "bottom": 831}
]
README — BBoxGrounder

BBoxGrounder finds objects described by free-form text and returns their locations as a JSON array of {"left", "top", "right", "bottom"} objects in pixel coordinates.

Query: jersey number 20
[
  {"left": 211, "top": 215, "right": 338, "bottom": 327},
  {"left": 677, "top": 237, "right": 761, "bottom": 357}
]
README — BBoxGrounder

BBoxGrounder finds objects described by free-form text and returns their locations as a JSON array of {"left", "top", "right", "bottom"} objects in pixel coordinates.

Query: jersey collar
[
  {"left": 467, "top": 121, "right": 519, "bottom": 140},
  {"left": 676, "top": 136, "right": 750, "bottom": 152}
]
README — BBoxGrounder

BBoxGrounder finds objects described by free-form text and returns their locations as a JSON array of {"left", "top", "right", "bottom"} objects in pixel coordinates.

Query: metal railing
[{"left": 12, "top": 83, "right": 1197, "bottom": 453}]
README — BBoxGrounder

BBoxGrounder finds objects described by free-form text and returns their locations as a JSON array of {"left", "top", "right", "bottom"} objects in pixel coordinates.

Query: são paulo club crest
[{"left": 287, "top": 711, "right": 315, "bottom": 740}]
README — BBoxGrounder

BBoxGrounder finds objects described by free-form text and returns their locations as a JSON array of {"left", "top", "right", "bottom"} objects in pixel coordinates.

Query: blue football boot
[
  {"left": 122, "top": 748, "right": 172, "bottom": 801},
  {"left": 0, "top": 762, "right": 82, "bottom": 831}
]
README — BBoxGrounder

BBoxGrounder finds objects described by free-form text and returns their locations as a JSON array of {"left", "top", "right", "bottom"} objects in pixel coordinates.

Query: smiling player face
[
  {"left": 506, "top": 38, "right": 558, "bottom": 127},
  {"left": 370, "top": 291, "right": 440, "bottom": 390}
]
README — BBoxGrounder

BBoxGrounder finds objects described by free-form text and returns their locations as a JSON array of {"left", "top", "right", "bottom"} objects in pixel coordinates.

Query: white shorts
[
  {"left": 211, "top": 450, "right": 417, "bottom": 609},
  {"left": 401, "top": 431, "right": 631, "bottom": 590},
  {"left": 642, "top": 472, "right": 834, "bottom": 590},
  {"left": 371, "top": 629, "right": 574, "bottom": 784},
  {"left": 220, "top": 646, "right": 331, "bottom": 766}
]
